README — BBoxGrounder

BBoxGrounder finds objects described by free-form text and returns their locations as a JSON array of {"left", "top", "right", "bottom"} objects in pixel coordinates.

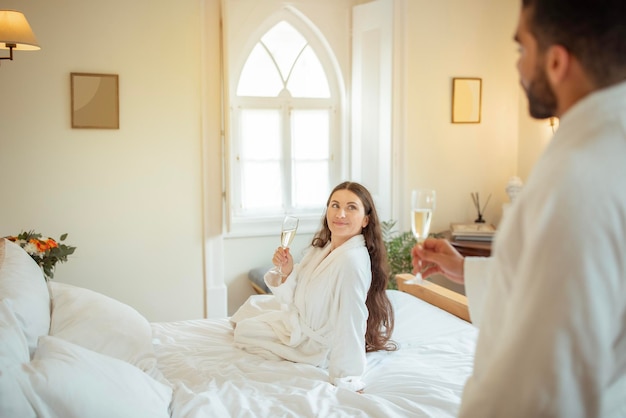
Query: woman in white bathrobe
[{"left": 231, "top": 182, "right": 396, "bottom": 391}]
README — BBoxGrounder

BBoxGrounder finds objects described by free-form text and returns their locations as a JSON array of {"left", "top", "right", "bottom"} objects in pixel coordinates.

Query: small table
[{"left": 440, "top": 231, "right": 492, "bottom": 257}]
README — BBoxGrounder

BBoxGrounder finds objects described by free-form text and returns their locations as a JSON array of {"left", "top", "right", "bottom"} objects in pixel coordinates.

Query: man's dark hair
[{"left": 522, "top": 0, "right": 626, "bottom": 87}]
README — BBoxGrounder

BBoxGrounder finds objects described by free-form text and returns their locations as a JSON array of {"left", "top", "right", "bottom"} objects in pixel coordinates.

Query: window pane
[
  {"left": 289, "top": 46, "right": 330, "bottom": 98},
  {"left": 293, "top": 161, "right": 329, "bottom": 208},
  {"left": 237, "top": 44, "right": 283, "bottom": 97},
  {"left": 261, "top": 21, "right": 307, "bottom": 83},
  {"left": 240, "top": 109, "right": 281, "bottom": 159},
  {"left": 293, "top": 110, "right": 329, "bottom": 159},
  {"left": 241, "top": 161, "right": 282, "bottom": 210},
  {"left": 230, "top": 16, "right": 340, "bottom": 226}
]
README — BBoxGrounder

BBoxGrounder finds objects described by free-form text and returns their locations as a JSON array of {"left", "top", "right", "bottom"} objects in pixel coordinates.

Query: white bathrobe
[
  {"left": 231, "top": 234, "right": 371, "bottom": 391},
  {"left": 459, "top": 81, "right": 626, "bottom": 417}
]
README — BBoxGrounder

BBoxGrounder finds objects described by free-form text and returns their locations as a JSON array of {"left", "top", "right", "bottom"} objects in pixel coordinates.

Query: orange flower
[
  {"left": 3, "top": 231, "right": 76, "bottom": 280},
  {"left": 31, "top": 238, "right": 49, "bottom": 252}
]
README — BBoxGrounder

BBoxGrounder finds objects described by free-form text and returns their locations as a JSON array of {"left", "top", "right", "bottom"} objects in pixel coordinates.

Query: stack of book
[{"left": 450, "top": 223, "right": 496, "bottom": 242}]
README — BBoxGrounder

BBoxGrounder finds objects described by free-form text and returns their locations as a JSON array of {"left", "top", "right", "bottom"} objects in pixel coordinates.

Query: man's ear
[{"left": 545, "top": 44, "right": 571, "bottom": 86}]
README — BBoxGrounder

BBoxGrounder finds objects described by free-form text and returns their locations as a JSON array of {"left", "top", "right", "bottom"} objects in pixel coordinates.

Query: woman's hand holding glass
[
  {"left": 271, "top": 247, "right": 294, "bottom": 282},
  {"left": 266, "top": 215, "right": 299, "bottom": 287}
]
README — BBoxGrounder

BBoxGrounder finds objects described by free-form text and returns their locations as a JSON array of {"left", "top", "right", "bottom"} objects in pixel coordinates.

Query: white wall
[
  {"left": 517, "top": 93, "right": 555, "bottom": 181},
  {"left": 1, "top": 0, "right": 544, "bottom": 319},
  {"left": 0, "top": 0, "right": 221, "bottom": 321},
  {"left": 401, "top": 0, "right": 520, "bottom": 234}
]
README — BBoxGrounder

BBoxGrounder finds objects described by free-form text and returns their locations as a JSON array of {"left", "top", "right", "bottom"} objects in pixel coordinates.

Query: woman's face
[{"left": 326, "top": 189, "right": 369, "bottom": 247}]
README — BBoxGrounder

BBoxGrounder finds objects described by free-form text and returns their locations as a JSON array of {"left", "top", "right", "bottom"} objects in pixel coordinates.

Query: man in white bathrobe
[{"left": 413, "top": 0, "right": 626, "bottom": 416}]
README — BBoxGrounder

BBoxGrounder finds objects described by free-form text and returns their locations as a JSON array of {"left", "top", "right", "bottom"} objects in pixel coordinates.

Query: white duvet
[{"left": 152, "top": 290, "right": 477, "bottom": 418}]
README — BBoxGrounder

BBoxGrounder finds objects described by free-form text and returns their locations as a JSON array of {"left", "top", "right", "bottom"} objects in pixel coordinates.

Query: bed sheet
[{"left": 151, "top": 290, "right": 477, "bottom": 418}]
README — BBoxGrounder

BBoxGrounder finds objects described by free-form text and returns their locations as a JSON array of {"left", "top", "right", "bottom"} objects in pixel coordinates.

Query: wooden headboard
[{"left": 396, "top": 273, "right": 471, "bottom": 323}]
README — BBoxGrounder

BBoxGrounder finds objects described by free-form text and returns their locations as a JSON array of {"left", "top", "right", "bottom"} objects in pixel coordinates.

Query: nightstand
[{"left": 440, "top": 230, "right": 492, "bottom": 257}]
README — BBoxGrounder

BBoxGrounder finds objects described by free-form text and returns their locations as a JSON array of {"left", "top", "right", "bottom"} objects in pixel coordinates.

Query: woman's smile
[{"left": 326, "top": 189, "right": 369, "bottom": 247}]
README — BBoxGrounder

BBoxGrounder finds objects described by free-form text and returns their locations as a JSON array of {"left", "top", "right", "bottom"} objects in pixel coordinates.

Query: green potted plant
[{"left": 382, "top": 220, "right": 416, "bottom": 290}]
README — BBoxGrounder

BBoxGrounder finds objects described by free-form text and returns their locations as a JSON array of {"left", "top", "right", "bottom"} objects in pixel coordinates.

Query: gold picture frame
[
  {"left": 451, "top": 77, "right": 482, "bottom": 123},
  {"left": 71, "top": 72, "right": 119, "bottom": 129}
]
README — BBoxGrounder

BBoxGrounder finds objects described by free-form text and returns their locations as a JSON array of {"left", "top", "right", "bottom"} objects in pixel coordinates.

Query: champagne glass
[
  {"left": 266, "top": 215, "right": 299, "bottom": 285},
  {"left": 411, "top": 189, "right": 436, "bottom": 281}
]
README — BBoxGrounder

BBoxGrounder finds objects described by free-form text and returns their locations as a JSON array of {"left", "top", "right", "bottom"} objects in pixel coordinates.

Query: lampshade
[{"left": 0, "top": 10, "right": 40, "bottom": 51}]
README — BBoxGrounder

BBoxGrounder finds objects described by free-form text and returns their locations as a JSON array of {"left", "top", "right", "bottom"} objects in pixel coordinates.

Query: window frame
[{"left": 225, "top": 11, "right": 345, "bottom": 237}]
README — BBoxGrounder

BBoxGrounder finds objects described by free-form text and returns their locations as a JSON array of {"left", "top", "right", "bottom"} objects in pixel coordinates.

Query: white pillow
[
  {"left": 0, "top": 239, "right": 50, "bottom": 356},
  {"left": 15, "top": 336, "right": 172, "bottom": 418},
  {"left": 49, "top": 282, "right": 158, "bottom": 375},
  {"left": 387, "top": 289, "right": 476, "bottom": 345},
  {"left": 0, "top": 301, "right": 35, "bottom": 418},
  {"left": 0, "top": 365, "right": 36, "bottom": 418},
  {"left": 0, "top": 299, "right": 30, "bottom": 365}
]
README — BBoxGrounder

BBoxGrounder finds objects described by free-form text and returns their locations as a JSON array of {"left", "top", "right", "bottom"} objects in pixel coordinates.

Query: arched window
[{"left": 228, "top": 16, "right": 342, "bottom": 234}]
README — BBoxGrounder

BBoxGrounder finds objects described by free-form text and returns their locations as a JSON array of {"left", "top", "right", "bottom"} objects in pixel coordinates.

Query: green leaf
[{"left": 383, "top": 220, "right": 417, "bottom": 290}]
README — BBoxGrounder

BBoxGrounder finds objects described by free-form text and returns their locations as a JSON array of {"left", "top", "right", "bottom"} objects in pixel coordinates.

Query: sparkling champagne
[
  {"left": 412, "top": 209, "right": 433, "bottom": 242},
  {"left": 280, "top": 228, "right": 297, "bottom": 248}
]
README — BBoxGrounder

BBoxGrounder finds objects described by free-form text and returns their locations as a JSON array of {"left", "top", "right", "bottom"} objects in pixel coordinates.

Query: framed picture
[
  {"left": 70, "top": 72, "right": 119, "bottom": 129},
  {"left": 451, "top": 77, "right": 482, "bottom": 123}
]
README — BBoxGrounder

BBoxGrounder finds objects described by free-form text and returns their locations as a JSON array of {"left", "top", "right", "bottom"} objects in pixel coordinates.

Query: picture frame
[
  {"left": 451, "top": 77, "right": 482, "bottom": 124},
  {"left": 70, "top": 72, "right": 119, "bottom": 129}
]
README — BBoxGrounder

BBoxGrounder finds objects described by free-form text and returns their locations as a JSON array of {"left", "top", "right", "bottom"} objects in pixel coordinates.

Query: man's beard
[{"left": 523, "top": 63, "right": 558, "bottom": 119}]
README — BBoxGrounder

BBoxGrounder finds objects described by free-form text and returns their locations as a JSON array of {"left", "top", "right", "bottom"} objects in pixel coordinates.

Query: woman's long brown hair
[{"left": 312, "top": 181, "right": 397, "bottom": 352}]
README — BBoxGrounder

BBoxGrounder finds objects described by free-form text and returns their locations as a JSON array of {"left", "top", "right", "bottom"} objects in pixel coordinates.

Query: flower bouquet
[{"left": 4, "top": 231, "right": 76, "bottom": 280}]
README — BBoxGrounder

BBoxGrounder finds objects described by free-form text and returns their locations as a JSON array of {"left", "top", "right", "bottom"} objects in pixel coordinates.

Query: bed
[{"left": 0, "top": 237, "right": 477, "bottom": 418}]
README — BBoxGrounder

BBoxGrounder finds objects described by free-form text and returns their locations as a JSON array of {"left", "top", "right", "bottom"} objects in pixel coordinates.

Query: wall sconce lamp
[{"left": 0, "top": 10, "right": 40, "bottom": 61}]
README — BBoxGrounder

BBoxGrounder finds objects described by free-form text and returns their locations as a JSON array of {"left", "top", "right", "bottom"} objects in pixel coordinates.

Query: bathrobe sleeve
[
  {"left": 327, "top": 248, "right": 371, "bottom": 391},
  {"left": 460, "top": 188, "right": 625, "bottom": 417},
  {"left": 463, "top": 257, "right": 492, "bottom": 327}
]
